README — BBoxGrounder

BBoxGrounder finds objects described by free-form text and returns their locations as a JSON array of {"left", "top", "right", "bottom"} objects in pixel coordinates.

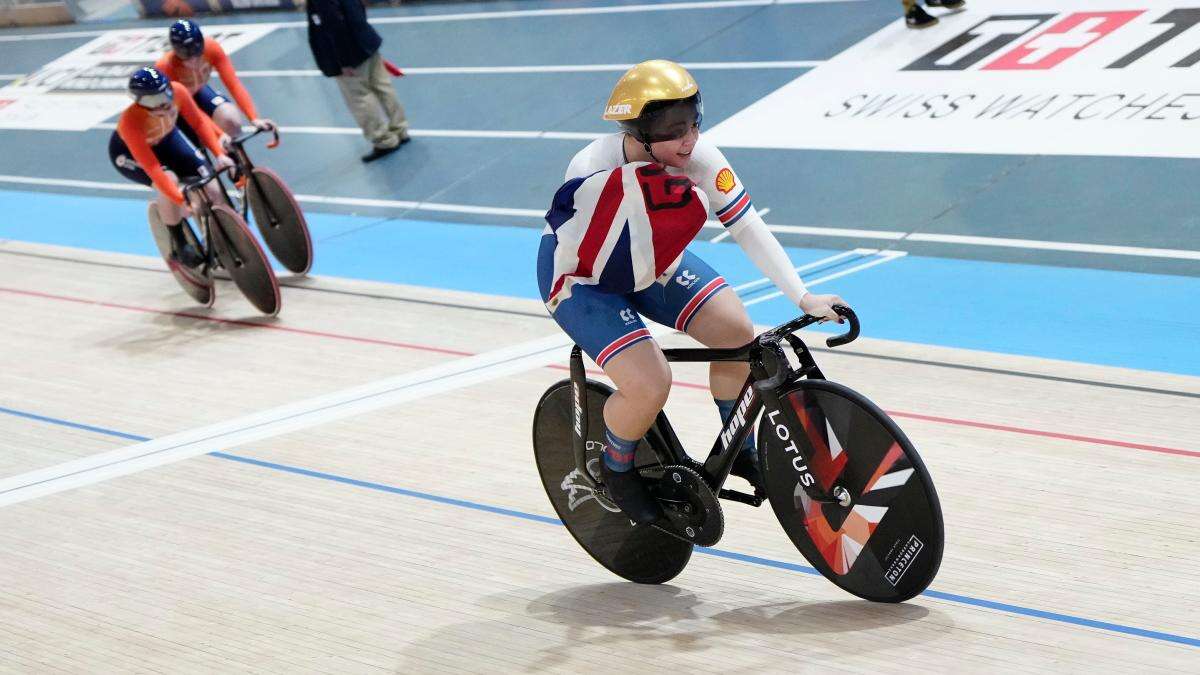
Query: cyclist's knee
[
  {"left": 607, "top": 348, "right": 671, "bottom": 410},
  {"left": 215, "top": 104, "right": 244, "bottom": 133},
  {"left": 690, "top": 291, "right": 754, "bottom": 348}
]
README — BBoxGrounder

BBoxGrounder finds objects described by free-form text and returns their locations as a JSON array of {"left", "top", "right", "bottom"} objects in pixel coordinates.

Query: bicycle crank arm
[{"left": 718, "top": 488, "right": 764, "bottom": 507}]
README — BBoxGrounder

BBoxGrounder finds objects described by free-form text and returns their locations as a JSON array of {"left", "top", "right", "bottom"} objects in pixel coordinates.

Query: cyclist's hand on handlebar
[
  {"left": 213, "top": 154, "right": 236, "bottom": 173},
  {"left": 799, "top": 293, "right": 849, "bottom": 323},
  {"left": 219, "top": 133, "right": 233, "bottom": 152},
  {"left": 252, "top": 118, "right": 275, "bottom": 132}
]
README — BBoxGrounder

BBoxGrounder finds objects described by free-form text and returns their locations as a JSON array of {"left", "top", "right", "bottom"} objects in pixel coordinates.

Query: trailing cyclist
[
  {"left": 537, "top": 60, "right": 849, "bottom": 524},
  {"left": 155, "top": 19, "right": 275, "bottom": 142}
]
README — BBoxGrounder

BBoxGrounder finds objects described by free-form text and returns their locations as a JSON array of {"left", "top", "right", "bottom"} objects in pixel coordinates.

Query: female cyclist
[
  {"left": 155, "top": 19, "right": 275, "bottom": 141},
  {"left": 108, "top": 66, "right": 234, "bottom": 267},
  {"left": 538, "top": 60, "right": 848, "bottom": 524}
]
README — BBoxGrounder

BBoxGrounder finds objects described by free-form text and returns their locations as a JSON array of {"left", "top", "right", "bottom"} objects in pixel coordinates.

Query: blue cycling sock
[
  {"left": 602, "top": 428, "right": 639, "bottom": 472},
  {"left": 716, "top": 398, "right": 757, "bottom": 459}
]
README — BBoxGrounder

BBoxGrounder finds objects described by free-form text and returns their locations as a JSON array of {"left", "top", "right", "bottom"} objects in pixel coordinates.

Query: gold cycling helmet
[{"left": 603, "top": 59, "right": 703, "bottom": 145}]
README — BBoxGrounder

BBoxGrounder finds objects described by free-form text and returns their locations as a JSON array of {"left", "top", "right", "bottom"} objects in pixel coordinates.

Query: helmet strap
[{"left": 642, "top": 140, "right": 662, "bottom": 164}]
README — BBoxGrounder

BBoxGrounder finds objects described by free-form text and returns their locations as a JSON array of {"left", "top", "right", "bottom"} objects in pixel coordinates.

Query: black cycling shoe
[
  {"left": 731, "top": 450, "right": 764, "bottom": 492},
  {"left": 906, "top": 4, "right": 938, "bottom": 28},
  {"left": 926, "top": 0, "right": 964, "bottom": 8},
  {"left": 168, "top": 224, "right": 205, "bottom": 268},
  {"left": 600, "top": 461, "right": 664, "bottom": 524}
]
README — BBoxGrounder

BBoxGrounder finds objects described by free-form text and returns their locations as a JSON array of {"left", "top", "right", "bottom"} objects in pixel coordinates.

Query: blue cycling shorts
[
  {"left": 537, "top": 233, "right": 729, "bottom": 367},
  {"left": 108, "top": 127, "right": 212, "bottom": 187},
  {"left": 194, "top": 85, "right": 230, "bottom": 116}
]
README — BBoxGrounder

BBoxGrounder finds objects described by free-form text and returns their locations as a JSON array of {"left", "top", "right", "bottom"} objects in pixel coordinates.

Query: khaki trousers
[{"left": 335, "top": 52, "right": 409, "bottom": 149}]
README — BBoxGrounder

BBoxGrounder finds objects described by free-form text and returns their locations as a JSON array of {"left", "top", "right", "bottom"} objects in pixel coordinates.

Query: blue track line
[{"left": 2, "top": 404, "right": 1197, "bottom": 649}]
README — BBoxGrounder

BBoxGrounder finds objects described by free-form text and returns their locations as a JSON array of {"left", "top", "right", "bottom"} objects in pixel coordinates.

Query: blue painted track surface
[{"left": 0, "top": 0, "right": 1197, "bottom": 375}]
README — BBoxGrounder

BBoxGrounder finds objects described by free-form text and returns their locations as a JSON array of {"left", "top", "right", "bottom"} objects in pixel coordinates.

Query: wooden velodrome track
[{"left": 0, "top": 242, "right": 1197, "bottom": 672}]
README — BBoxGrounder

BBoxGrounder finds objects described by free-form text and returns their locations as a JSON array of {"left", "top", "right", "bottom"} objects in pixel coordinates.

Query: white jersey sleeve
[
  {"left": 685, "top": 140, "right": 809, "bottom": 306},
  {"left": 564, "top": 133, "right": 627, "bottom": 182}
]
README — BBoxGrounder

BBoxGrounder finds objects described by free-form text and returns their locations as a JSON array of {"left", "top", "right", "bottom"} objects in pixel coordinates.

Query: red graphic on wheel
[{"left": 792, "top": 395, "right": 914, "bottom": 575}]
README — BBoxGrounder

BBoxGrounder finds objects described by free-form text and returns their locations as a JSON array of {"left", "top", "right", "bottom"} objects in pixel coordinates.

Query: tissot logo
[
  {"left": 704, "top": 1, "right": 1200, "bottom": 158},
  {"left": 906, "top": 8, "right": 1200, "bottom": 72}
]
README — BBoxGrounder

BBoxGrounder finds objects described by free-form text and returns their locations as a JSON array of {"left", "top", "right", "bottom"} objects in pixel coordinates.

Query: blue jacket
[{"left": 306, "top": 0, "right": 383, "bottom": 77}]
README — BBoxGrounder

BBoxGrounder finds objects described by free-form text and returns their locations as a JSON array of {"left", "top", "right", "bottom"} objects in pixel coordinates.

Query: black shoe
[
  {"left": 176, "top": 242, "right": 205, "bottom": 269},
  {"left": 906, "top": 4, "right": 938, "bottom": 27},
  {"left": 731, "top": 450, "right": 763, "bottom": 492},
  {"left": 925, "top": 0, "right": 964, "bottom": 7},
  {"left": 361, "top": 143, "right": 401, "bottom": 163},
  {"left": 600, "top": 461, "right": 664, "bottom": 524},
  {"left": 168, "top": 224, "right": 205, "bottom": 268}
]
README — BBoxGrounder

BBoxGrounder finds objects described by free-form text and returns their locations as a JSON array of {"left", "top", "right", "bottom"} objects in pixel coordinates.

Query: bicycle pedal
[{"left": 718, "top": 488, "right": 764, "bottom": 507}]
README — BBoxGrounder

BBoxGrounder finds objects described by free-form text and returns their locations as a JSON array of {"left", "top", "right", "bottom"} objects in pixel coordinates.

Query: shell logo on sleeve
[{"left": 715, "top": 168, "right": 736, "bottom": 194}]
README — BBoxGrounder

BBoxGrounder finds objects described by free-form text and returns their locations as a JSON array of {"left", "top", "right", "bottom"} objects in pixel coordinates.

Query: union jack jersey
[{"left": 543, "top": 162, "right": 710, "bottom": 309}]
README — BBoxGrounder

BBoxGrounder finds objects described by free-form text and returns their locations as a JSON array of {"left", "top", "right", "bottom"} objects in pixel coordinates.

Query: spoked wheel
[
  {"left": 245, "top": 167, "right": 313, "bottom": 274},
  {"left": 147, "top": 203, "right": 214, "bottom": 307},
  {"left": 757, "top": 379, "right": 944, "bottom": 602},
  {"left": 533, "top": 379, "right": 693, "bottom": 584},
  {"left": 209, "top": 204, "right": 281, "bottom": 316}
]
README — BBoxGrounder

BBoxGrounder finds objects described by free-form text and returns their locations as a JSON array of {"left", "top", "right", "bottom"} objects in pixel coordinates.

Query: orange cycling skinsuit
[{"left": 108, "top": 74, "right": 229, "bottom": 206}]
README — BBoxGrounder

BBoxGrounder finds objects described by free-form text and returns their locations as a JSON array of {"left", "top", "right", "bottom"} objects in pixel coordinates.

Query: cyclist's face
[
  {"left": 649, "top": 123, "right": 700, "bottom": 168},
  {"left": 174, "top": 47, "right": 203, "bottom": 64},
  {"left": 147, "top": 101, "right": 174, "bottom": 117}
]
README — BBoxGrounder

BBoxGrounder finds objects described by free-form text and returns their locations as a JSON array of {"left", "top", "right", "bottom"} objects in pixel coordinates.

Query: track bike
[
  {"left": 148, "top": 163, "right": 280, "bottom": 315},
  {"left": 532, "top": 307, "right": 944, "bottom": 602}
]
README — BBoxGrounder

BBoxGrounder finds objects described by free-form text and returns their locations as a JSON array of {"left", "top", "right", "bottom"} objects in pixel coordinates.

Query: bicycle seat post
[{"left": 569, "top": 345, "right": 598, "bottom": 490}]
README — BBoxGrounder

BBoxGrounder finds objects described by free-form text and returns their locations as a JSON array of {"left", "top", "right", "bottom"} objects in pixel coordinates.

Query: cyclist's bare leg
[
  {"left": 600, "top": 339, "right": 671, "bottom": 441},
  {"left": 682, "top": 287, "right": 755, "bottom": 400},
  {"left": 598, "top": 339, "right": 671, "bottom": 521},
  {"left": 212, "top": 101, "right": 246, "bottom": 139},
  {"left": 157, "top": 170, "right": 188, "bottom": 222}
]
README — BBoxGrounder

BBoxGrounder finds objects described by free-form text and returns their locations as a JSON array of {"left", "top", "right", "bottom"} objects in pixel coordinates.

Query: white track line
[
  {"left": 744, "top": 251, "right": 908, "bottom": 306},
  {"left": 731, "top": 248, "right": 866, "bottom": 293},
  {"left": 0, "top": 332, "right": 573, "bottom": 506},
  {"left": 0, "top": 0, "right": 863, "bottom": 42},
  {"left": 87, "top": 121, "right": 602, "bottom": 141},
  {"left": 236, "top": 62, "right": 822, "bottom": 77},
  {"left": 1, "top": 173, "right": 1196, "bottom": 261},
  {"left": 903, "top": 232, "right": 1200, "bottom": 259}
]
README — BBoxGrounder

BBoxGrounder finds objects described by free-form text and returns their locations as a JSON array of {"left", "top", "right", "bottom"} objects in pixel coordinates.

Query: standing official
[{"left": 306, "top": 0, "right": 410, "bottom": 162}]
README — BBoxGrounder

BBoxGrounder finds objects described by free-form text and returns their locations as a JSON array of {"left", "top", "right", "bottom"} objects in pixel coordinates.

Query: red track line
[
  {"left": 3, "top": 285, "right": 1195, "bottom": 459},
  {"left": 883, "top": 411, "right": 1200, "bottom": 459},
  {"left": 0, "top": 286, "right": 473, "bottom": 357}
]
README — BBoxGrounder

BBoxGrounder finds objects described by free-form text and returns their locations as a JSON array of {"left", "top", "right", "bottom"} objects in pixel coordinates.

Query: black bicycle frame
[
  {"left": 568, "top": 309, "right": 860, "bottom": 504},
  {"left": 227, "top": 127, "right": 281, "bottom": 226}
]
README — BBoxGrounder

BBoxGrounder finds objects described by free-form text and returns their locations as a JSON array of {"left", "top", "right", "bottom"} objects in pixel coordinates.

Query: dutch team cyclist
[
  {"left": 538, "top": 60, "right": 849, "bottom": 524},
  {"left": 155, "top": 19, "right": 275, "bottom": 141},
  {"left": 108, "top": 66, "right": 234, "bottom": 268}
]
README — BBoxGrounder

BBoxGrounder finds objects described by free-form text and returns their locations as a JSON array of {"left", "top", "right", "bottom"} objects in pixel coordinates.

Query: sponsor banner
[
  {"left": 135, "top": 0, "right": 301, "bottom": 19},
  {"left": 706, "top": 1, "right": 1200, "bottom": 158},
  {"left": 0, "top": 25, "right": 272, "bottom": 131}
]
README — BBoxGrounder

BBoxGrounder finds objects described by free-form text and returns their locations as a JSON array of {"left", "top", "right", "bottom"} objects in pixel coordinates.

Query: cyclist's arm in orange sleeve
[
  {"left": 117, "top": 108, "right": 185, "bottom": 205},
  {"left": 174, "top": 82, "right": 226, "bottom": 158},
  {"left": 207, "top": 41, "right": 259, "bottom": 120}
]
